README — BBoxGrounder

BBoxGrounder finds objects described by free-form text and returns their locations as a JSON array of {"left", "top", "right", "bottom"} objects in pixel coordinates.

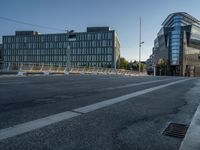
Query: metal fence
[{"left": 0, "top": 63, "right": 146, "bottom": 76}]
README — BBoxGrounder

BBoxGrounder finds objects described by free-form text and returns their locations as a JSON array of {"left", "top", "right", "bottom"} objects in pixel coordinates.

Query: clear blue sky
[{"left": 0, "top": 0, "right": 200, "bottom": 61}]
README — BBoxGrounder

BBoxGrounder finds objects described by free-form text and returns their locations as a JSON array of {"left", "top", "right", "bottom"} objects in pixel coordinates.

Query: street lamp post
[
  {"left": 67, "top": 45, "right": 71, "bottom": 72},
  {"left": 139, "top": 17, "right": 144, "bottom": 73},
  {"left": 139, "top": 41, "right": 144, "bottom": 73},
  {"left": 65, "top": 30, "right": 74, "bottom": 74}
]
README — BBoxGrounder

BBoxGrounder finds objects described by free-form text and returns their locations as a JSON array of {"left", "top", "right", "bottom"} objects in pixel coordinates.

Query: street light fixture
[
  {"left": 139, "top": 17, "right": 144, "bottom": 73},
  {"left": 65, "top": 30, "right": 74, "bottom": 74},
  {"left": 139, "top": 41, "right": 144, "bottom": 73}
]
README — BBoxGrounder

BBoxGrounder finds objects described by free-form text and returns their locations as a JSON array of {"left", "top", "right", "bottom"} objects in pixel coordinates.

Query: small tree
[
  {"left": 140, "top": 63, "right": 146, "bottom": 72},
  {"left": 119, "top": 57, "right": 129, "bottom": 69},
  {"left": 127, "top": 60, "right": 139, "bottom": 71}
]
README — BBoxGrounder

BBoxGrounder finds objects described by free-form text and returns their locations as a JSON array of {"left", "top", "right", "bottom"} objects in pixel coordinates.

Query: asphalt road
[{"left": 0, "top": 74, "right": 199, "bottom": 150}]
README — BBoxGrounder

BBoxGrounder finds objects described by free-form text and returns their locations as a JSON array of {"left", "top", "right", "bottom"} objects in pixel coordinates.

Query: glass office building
[
  {"left": 2, "top": 27, "right": 120, "bottom": 69},
  {"left": 152, "top": 12, "right": 200, "bottom": 76},
  {"left": 0, "top": 44, "right": 2, "bottom": 69}
]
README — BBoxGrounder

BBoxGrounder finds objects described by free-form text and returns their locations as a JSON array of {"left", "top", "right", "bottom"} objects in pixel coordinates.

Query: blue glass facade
[
  {"left": 171, "top": 16, "right": 182, "bottom": 65},
  {"left": 0, "top": 44, "right": 2, "bottom": 68},
  {"left": 153, "top": 12, "right": 200, "bottom": 76}
]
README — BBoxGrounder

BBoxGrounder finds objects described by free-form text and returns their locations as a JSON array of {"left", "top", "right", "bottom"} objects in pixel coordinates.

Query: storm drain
[{"left": 162, "top": 123, "right": 188, "bottom": 138}]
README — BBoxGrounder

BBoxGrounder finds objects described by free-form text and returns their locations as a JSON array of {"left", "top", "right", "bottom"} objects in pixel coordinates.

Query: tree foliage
[
  {"left": 119, "top": 58, "right": 146, "bottom": 72},
  {"left": 119, "top": 57, "right": 129, "bottom": 69}
]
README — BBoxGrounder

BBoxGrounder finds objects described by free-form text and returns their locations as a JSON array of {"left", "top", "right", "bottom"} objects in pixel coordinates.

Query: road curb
[{"left": 179, "top": 104, "right": 200, "bottom": 150}]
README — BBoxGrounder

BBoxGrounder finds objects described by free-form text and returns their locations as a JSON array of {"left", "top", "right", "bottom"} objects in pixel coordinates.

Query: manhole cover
[{"left": 162, "top": 123, "right": 188, "bottom": 138}]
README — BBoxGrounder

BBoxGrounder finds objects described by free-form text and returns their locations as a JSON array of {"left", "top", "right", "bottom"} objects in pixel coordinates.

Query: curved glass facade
[
  {"left": 191, "top": 25, "right": 200, "bottom": 43},
  {"left": 171, "top": 16, "right": 182, "bottom": 65},
  {"left": 153, "top": 12, "right": 200, "bottom": 76}
]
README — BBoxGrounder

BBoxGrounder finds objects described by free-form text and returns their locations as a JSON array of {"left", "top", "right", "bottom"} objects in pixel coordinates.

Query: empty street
[{"left": 0, "top": 75, "right": 199, "bottom": 150}]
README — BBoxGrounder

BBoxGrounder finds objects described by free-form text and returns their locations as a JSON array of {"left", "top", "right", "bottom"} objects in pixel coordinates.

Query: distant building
[
  {"left": 146, "top": 53, "right": 154, "bottom": 75},
  {"left": 152, "top": 12, "right": 200, "bottom": 76},
  {"left": 0, "top": 44, "right": 3, "bottom": 69},
  {"left": 2, "top": 27, "right": 120, "bottom": 69}
]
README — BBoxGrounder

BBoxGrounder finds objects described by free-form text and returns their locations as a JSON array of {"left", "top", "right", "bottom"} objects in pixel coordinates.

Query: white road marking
[
  {"left": 98, "top": 78, "right": 175, "bottom": 91},
  {"left": 74, "top": 78, "right": 191, "bottom": 113},
  {"left": 179, "top": 104, "right": 200, "bottom": 150},
  {"left": 0, "top": 78, "right": 191, "bottom": 141},
  {"left": 0, "top": 81, "right": 30, "bottom": 85},
  {"left": 0, "top": 111, "right": 80, "bottom": 141},
  {"left": 0, "top": 75, "right": 17, "bottom": 78}
]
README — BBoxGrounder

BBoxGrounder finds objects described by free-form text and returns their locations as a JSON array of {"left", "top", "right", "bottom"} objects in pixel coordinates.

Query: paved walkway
[{"left": 179, "top": 104, "right": 200, "bottom": 150}]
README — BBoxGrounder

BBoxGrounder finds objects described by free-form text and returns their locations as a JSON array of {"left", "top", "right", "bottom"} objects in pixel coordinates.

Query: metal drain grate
[{"left": 162, "top": 123, "right": 188, "bottom": 138}]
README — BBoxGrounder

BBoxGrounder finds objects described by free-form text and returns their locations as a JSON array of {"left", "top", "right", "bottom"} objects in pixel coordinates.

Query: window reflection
[{"left": 171, "top": 16, "right": 182, "bottom": 65}]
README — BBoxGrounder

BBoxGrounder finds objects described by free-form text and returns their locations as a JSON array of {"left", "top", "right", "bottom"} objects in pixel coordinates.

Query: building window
[{"left": 171, "top": 15, "right": 182, "bottom": 65}]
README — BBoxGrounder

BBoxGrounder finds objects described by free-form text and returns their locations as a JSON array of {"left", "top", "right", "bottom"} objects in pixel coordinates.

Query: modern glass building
[
  {"left": 0, "top": 44, "right": 2, "bottom": 69},
  {"left": 2, "top": 27, "right": 120, "bottom": 69},
  {"left": 152, "top": 12, "right": 200, "bottom": 76}
]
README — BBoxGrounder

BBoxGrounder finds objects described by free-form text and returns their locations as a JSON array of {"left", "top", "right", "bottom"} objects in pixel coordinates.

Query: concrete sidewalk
[{"left": 179, "top": 104, "right": 200, "bottom": 150}]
